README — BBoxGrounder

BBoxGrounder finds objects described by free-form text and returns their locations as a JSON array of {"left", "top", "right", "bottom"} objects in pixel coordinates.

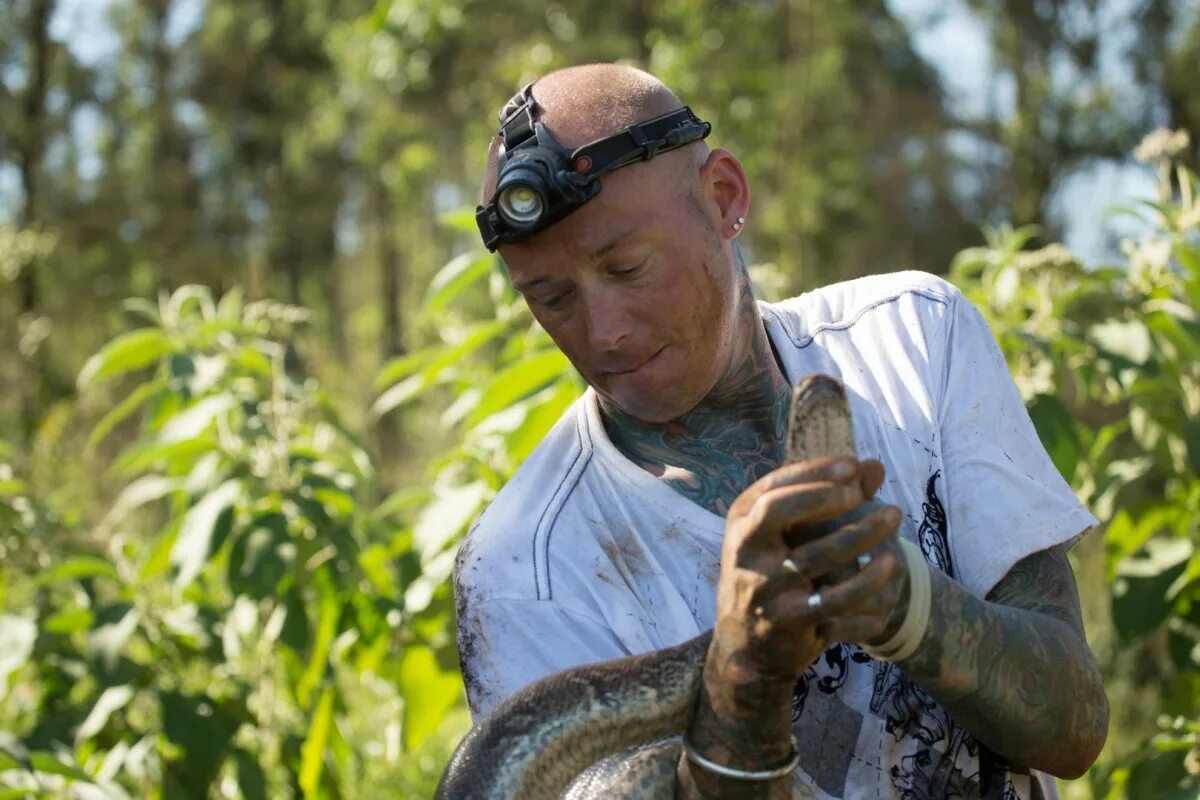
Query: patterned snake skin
[{"left": 435, "top": 374, "right": 858, "bottom": 799}]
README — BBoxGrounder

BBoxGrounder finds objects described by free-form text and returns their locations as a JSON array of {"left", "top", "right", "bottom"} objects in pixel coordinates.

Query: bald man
[{"left": 452, "top": 64, "right": 1108, "bottom": 799}]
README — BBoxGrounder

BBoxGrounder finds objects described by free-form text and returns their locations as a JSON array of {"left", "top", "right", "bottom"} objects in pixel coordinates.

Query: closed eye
[
  {"left": 611, "top": 258, "right": 649, "bottom": 278},
  {"left": 536, "top": 288, "right": 573, "bottom": 309}
]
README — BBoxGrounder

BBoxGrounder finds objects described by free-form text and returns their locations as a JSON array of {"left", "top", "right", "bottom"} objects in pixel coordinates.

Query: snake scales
[{"left": 436, "top": 374, "right": 861, "bottom": 799}]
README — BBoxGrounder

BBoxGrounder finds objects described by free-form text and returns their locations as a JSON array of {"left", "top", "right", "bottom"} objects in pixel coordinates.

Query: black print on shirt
[
  {"left": 917, "top": 470, "right": 954, "bottom": 578},
  {"left": 869, "top": 470, "right": 1019, "bottom": 799}
]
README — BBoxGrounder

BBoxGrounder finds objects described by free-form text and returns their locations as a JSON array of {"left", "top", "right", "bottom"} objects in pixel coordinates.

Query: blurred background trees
[{"left": 1, "top": 0, "right": 1198, "bottom": 797}]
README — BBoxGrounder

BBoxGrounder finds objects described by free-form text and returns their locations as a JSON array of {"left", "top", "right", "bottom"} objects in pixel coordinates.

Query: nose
[{"left": 582, "top": 284, "right": 631, "bottom": 352}]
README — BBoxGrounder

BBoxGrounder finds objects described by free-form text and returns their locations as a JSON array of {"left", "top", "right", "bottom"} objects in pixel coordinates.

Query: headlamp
[{"left": 476, "top": 83, "right": 711, "bottom": 251}]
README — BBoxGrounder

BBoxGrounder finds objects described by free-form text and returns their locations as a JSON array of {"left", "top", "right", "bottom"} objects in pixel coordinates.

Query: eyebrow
[
  {"left": 588, "top": 226, "right": 643, "bottom": 261},
  {"left": 510, "top": 226, "right": 647, "bottom": 293},
  {"left": 512, "top": 275, "right": 549, "bottom": 293}
]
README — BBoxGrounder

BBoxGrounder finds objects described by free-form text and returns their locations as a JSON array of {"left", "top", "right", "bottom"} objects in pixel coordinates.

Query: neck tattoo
[{"left": 601, "top": 318, "right": 792, "bottom": 517}]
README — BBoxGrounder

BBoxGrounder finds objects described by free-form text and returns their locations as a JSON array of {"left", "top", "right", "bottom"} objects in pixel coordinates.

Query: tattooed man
[{"left": 453, "top": 63, "right": 1108, "bottom": 799}]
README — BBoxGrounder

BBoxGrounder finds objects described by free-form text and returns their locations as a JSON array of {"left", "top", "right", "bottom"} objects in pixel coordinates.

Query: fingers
[
  {"left": 783, "top": 504, "right": 900, "bottom": 580},
  {"left": 801, "top": 546, "right": 903, "bottom": 621},
  {"left": 746, "top": 470, "right": 872, "bottom": 534},
  {"left": 731, "top": 456, "right": 860, "bottom": 516},
  {"left": 858, "top": 459, "right": 886, "bottom": 499}
]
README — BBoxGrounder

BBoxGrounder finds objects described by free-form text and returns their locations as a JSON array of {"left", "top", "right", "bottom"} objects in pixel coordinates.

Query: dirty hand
[{"left": 711, "top": 455, "right": 904, "bottom": 688}]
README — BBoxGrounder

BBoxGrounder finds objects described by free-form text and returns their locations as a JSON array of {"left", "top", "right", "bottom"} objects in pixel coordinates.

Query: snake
[{"left": 435, "top": 374, "right": 860, "bottom": 799}]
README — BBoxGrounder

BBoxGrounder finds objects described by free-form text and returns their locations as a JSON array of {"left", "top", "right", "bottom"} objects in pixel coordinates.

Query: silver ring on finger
[
  {"left": 856, "top": 552, "right": 872, "bottom": 571},
  {"left": 806, "top": 591, "right": 825, "bottom": 620}
]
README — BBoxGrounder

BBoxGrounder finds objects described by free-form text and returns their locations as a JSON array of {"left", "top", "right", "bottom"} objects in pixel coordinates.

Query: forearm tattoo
[
  {"left": 901, "top": 545, "right": 1109, "bottom": 776},
  {"left": 675, "top": 647, "right": 798, "bottom": 799}
]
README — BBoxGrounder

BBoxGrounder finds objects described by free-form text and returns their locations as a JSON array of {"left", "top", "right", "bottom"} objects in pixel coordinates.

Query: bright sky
[{"left": 7, "top": 0, "right": 1193, "bottom": 266}]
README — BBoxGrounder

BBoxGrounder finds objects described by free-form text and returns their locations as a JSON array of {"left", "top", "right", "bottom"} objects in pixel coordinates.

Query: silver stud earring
[{"left": 732, "top": 216, "right": 745, "bottom": 232}]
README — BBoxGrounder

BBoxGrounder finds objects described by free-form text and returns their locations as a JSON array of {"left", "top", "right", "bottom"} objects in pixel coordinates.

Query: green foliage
[
  {"left": 2, "top": 0, "right": 1200, "bottom": 793},
  {"left": 0, "top": 285, "right": 458, "bottom": 798},
  {"left": 950, "top": 136, "right": 1200, "bottom": 797}
]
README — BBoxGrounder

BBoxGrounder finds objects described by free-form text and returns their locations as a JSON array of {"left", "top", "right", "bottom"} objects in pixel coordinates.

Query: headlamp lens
[{"left": 497, "top": 184, "right": 544, "bottom": 226}]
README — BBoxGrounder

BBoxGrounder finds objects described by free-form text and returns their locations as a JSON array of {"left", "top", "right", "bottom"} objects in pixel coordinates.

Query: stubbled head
[
  {"left": 480, "top": 64, "right": 704, "bottom": 202},
  {"left": 482, "top": 64, "right": 753, "bottom": 424}
]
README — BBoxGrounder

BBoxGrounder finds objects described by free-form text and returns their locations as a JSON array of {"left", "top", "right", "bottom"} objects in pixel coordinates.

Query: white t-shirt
[{"left": 453, "top": 271, "right": 1096, "bottom": 799}]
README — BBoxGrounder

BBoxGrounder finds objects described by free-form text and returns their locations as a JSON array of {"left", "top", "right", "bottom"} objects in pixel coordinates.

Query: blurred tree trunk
[
  {"left": 377, "top": 179, "right": 404, "bottom": 363},
  {"left": 627, "top": 0, "right": 651, "bottom": 64},
  {"left": 16, "top": 0, "right": 55, "bottom": 441},
  {"left": 375, "top": 170, "right": 404, "bottom": 462},
  {"left": 997, "top": 0, "right": 1053, "bottom": 232}
]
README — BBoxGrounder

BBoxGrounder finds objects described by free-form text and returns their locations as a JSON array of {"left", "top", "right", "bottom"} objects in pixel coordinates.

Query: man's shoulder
[
  {"left": 767, "top": 269, "right": 961, "bottom": 331},
  {"left": 454, "top": 392, "right": 595, "bottom": 600}
]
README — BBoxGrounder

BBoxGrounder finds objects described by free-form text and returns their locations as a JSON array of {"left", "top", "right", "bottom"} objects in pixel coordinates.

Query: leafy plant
[
  {"left": 950, "top": 129, "right": 1200, "bottom": 798},
  {"left": 1, "top": 287, "right": 416, "bottom": 798}
]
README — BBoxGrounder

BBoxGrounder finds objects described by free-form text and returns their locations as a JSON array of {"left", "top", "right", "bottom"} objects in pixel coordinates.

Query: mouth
[{"left": 604, "top": 347, "right": 665, "bottom": 376}]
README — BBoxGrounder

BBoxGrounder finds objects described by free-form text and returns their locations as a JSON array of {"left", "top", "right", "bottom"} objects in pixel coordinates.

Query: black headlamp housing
[{"left": 476, "top": 83, "right": 711, "bottom": 251}]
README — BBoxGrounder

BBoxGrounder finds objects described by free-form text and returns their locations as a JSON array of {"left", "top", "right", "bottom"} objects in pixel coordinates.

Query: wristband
[
  {"left": 861, "top": 538, "right": 931, "bottom": 662},
  {"left": 681, "top": 734, "right": 800, "bottom": 782}
]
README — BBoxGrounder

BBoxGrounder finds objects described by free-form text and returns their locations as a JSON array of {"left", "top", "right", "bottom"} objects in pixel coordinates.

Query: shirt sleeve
[
  {"left": 456, "top": 595, "right": 630, "bottom": 720},
  {"left": 935, "top": 290, "right": 1098, "bottom": 597}
]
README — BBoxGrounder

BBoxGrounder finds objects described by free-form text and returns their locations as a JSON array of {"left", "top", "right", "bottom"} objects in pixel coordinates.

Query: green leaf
[
  {"left": 371, "top": 321, "right": 511, "bottom": 417},
  {"left": 297, "top": 566, "right": 340, "bottom": 710},
  {"left": 1026, "top": 394, "right": 1079, "bottom": 480},
  {"left": 1183, "top": 419, "right": 1200, "bottom": 477},
  {"left": 171, "top": 479, "right": 243, "bottom": 588},
  {"left": 122, "top": 297, "right": 161, "bottom": 325},
  {"left": 413, "top": 481, "right": 489, "bottom": 560},
  {"left": 466, "top": 349, "right": 572, "bottom": 427},
  {"left": 0, "top": 477, "right": 30, "bottom": 497},
  {"left": 399, "top": 643, "right": 463, "bottom": 750},
  {"left": 87, "top": 378, "right": 165, "bottom": 452},
  {"left": 104, "top": 475, "right": 180, "bottom": 527},
  {"left": 160, "top": 691, "right": 237, "bottom": 796},
  {"left": 439, "top": 208, "right": 480, "bottom": 233},
  {"left": 374, "top": 351, "right": 431, "bottom": 392},
  {"left": 234, "top": 749, "right": 268, "bottom": 800},
  {"left": 164, "top": 285, "right": 217, "bottom": 326},
  {"left": 27, "top": 752, "right": 95, "bottom": 782},
  {"left": 41, "top": 606, "right": 94, "bottom": 634},
  {"left": 422, "top": 252, "right": 495, "bottom": 319},
  {"left": 159, "top": 395, "right": 238, "bottom": 444},
  {"left": 1090, "top": 319, "right": 1152, "bottom": 365},
  {"left": 88, "top": 603, "right": 139, "bottom": 671},
  {"left": 508, "top": 380, "right": 580, "bottom": 461},
  {"left": 1125, "top": 750, "right": 1192, "bottom": 800},
  {"left": 1105, "top": 507, "right": 1181, "bottom": 578},
  {"left": 228, "top": 513, "right": 292, "bottom": 600},
  {"left": 0, "top": 614, "right": 36, "bottom": 695},
  {"left": 34, "top": 555, "right": 118, "bottom": 586},
  {"left": 1113, "top": 538, "right": 1193, "bottom": 642},
  {"left": 298, "top": 685, "right": 335, "bottom": 799},
  {"left": 75, "top": 684, "right": 134, "bottom": 745},
  {"left": 113, "top": 436, "right": 217, "bottom": 477},
  {"left": 358, "top": 544, "right": 398, "bottom": 597},
  {"left": 78, "top": 328, "right": 169, "bottom": 388},
  {"left": 280, "top": 587, "right": 311, "bottom": 656}
]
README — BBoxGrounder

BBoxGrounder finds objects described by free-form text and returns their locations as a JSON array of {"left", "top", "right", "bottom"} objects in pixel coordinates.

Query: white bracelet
[
  {"left": 861, "top": 538, "right": 932, "bottom": 662},
  {"left": 682, "top": 734, "right": 800, "bottom": 781}
]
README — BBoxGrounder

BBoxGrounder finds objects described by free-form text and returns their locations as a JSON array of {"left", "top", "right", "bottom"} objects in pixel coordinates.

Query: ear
[{"left": 697, "top": 148, "right": 751, "bottom": 239}]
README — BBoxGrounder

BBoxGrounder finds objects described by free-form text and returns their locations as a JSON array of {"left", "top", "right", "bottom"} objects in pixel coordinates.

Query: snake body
[{"left": 436, "top": 374, "right": 858, "bottom": 799}]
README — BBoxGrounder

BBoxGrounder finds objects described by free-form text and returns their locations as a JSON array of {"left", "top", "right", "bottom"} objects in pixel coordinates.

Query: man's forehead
[{"left": 505, "top": 218, "right": 652, "bottom": 276}]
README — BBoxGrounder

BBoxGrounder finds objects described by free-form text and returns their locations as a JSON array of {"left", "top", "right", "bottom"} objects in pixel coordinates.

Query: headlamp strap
[
  {"left": 496, "top": 83, "right": 710, "bottom": 178},
  {"left": 569, "top": 107, "right": 710, "bottom": 176},
  {"left": 498, "top": 83, "right": 539, "bottom": 157}
]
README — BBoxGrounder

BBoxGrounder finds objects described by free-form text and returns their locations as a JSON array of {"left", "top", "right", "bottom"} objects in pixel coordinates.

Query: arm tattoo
[
  {"left": 675, "top": 647, "right": 797, "bottom": 799},
  {"left": 900, "top": 543, "right": 1109, "bottom": 777}
]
